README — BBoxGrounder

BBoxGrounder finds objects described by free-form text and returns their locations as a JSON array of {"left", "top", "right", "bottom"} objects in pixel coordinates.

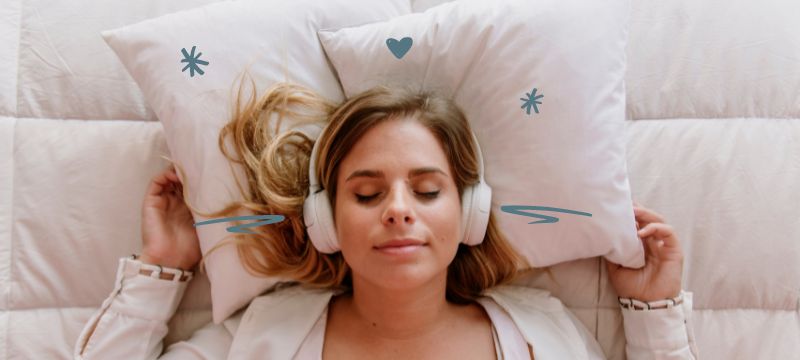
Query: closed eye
[
  {"left": 355, "top": 191, "right": 440, "bottom": 203},
  {"left": 355, "top": 193, "right": 379, "bottom": 203},
  {"left": 418, "top": 190, "right": 440, "bottom": 199}
]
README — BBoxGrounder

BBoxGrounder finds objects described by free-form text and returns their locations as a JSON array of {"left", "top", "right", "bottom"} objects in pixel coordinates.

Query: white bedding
[{"left": 1, "top": 0, "right": 797, "bottom": 358}]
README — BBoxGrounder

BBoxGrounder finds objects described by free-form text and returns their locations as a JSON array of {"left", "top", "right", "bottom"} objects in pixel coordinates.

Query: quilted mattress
[{"left": 1, "top": 0, "right": 798, "bottom": 358}]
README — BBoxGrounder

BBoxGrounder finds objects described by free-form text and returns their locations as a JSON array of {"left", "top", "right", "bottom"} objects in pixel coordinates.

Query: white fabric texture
[
  {"left": 475, "top": 297, "right": 536, "bottom": 359},
  {"left": 100, "top": 0, "right": 412, "bottom": 324},
  {"left": 1, "top": 0, "right": 798, "bottom": 358},
  {"left": 290, "top": 295, "right": 527, "bottom": 359},
  {"left": 74, "top": 257, "right": 697, "bottom": 359},
  {"left": 317, "top": 0, "right": 646, "bottom": 269},
  {"left": 291, "top": 297, "right": 522, "bottom": 359}
]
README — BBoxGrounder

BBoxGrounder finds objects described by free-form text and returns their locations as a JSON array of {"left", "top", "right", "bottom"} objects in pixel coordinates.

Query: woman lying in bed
[{"left": 75, "top": 81, "right": 698, "bottom": 359}]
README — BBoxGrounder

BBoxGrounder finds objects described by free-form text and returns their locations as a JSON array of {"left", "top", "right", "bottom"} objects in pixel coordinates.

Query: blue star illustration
[
  {"left": 520, "top": 87, "right": 544, "bottom": 115},
  {"left": 180, "top": 46, "right": 209, "bottom": 77}
]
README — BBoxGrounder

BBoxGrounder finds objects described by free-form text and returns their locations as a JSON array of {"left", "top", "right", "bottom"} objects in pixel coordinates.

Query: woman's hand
[
  {"left": 605, "top": 201, "right": 684, "bottom": 301},
  {"left": 140, "top": 164, "right": 201, "bottom": 270}
]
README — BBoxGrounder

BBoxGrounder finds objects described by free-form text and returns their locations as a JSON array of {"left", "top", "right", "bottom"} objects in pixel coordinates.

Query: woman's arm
[
  {"left": 606, "top": 202, "right": 699, "bottom": 359},
  {"left": 73, "top": 256, "right": 234, "bottom": 359},
  {"left": 74, "top": 164, "right": 221, "bottom": 358},
  {"left": 618, "top": 290, "right": 699, "bottom": 359}
]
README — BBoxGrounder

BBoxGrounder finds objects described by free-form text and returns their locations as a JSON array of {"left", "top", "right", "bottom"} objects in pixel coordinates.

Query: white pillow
[
  {"left": 318, "top": 0, "right": 645, "bottom": 269},
  {"left": 101, "top": 0, "right": 411, "bottom": 323}
]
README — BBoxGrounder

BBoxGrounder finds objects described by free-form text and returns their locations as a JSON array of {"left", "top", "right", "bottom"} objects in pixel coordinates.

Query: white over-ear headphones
[{"left": 303, "top": 126, "right": 492, "bottom": 254}]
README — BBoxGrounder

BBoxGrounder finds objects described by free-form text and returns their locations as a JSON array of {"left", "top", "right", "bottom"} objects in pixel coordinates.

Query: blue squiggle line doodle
[
  {"left": 193, "top": 215, "right": 285, "bottom": 234},
  {"left": 500, "top": 205, "right": 592, "bottom": 224}
]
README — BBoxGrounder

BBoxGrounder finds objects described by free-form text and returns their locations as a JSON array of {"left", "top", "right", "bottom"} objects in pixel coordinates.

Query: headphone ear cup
[
  {"left": 315, "top": 189, "right": 340, "bottom": 252},
  {"left": 303, "top": 189, "right": 340, "bottom": 253},
  {"left": 461, "top": 179, "right": 492, "bottom": 246},
  {"left": 460, "top": 185, "right": 474, "bottom": 245}
]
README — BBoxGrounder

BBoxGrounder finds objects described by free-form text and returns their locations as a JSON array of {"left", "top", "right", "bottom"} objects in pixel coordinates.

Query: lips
[{"left": 374, "top": 238, "right": 426, "bottom": 249}]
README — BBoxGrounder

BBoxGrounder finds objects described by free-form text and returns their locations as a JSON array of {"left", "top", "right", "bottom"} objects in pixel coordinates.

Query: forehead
[{"left": 337, "top": 119, "right": 452, "bottom": 179}]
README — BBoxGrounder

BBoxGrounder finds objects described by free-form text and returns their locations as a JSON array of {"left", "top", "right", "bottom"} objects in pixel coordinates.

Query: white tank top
[{"left": 293, "top": 297, "right": 530, "bottom": 359}]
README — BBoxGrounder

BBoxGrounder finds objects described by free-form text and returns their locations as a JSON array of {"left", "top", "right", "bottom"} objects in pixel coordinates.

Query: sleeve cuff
[
  {"left": 107, "top": 256, "right": 191, "bottom": 322},
  {"left": 620, "top": 290, "right": 695, "bottom": 350}
]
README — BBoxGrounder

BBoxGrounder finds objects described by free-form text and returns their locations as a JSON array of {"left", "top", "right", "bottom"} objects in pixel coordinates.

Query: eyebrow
[{"left": 345, "top": 167, "right": 447, "bottom": 182}]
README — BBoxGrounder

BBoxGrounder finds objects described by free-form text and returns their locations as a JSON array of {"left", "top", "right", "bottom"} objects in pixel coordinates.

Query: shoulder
[
  {"left": 481, "top": 284, "right": 568, "bottom": 313},
  {"left": 235, "top": 283, "right": 336, "bottom": 341},
  {"left": 227, "top": 284, "right": 339, "bottom": 358},
  {"left": 247, "top": 282, "right": 338, "bottom": 313},
  {"left": 481, "top": 285, "right": 602, "bottom": 359}
]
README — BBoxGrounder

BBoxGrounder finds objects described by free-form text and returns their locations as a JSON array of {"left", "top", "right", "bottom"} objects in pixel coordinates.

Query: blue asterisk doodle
[
  {"left": 520, "top": 87, "right": 544, "bottom": 115},
  {"left": 180, "top": 46, "right": 209, "bottom": 77}
]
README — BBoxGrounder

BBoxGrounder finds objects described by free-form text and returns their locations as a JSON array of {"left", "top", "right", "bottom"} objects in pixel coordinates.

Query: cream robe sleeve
[
  {"left": 620, "top": 291, "right": 700, "bottom": 359},
  {"left": 73, "top": 256, "right": 239, "bottom": 359}
]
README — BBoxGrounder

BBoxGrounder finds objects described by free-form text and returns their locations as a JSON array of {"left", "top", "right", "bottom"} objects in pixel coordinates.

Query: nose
[{"left": 382, "top": 183, "right": 416, "bottom": 227}]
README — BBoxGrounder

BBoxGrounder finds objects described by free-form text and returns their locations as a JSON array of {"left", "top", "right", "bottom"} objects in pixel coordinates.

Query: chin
[{"left": 359, "top": 263, "right": 444, "bottom": 291}]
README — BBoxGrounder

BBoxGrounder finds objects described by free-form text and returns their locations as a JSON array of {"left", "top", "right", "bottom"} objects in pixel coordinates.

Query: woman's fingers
[
  {"left": 633, "top": 206, "right": 665, "bottom": 225},
  {"left": 166, "top": 168, "right": 179, "bottom": 182},
  {"left": 146, "top": 173, "right": 168, "bottom": 196},
  {"left": 146, "top": 166, "right": 182, "bottom": 198},
  {"left": 638, "top": 223, "right": 680, "bottom": 250},
  {"left": 165, "top": 166, "right": 184, "bottom": 198}
]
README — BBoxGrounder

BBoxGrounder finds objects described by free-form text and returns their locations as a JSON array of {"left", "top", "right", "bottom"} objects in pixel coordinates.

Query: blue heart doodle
[
  {"left": 500, "top": 205, "right": 592, "bottom": 224},
  {"left": 386, "top": 37, "right": 413, "bottom": 59},
  {"left": 194, "top": 215, "right": 285, "bottom": 234}
]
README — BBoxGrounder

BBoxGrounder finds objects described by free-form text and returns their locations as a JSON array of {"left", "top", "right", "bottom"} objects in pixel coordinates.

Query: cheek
[
  {"left": 334, "top": 200, "right": 370, "bottom": 254},
  {"left": 334, "top": 200, "right": 351, "bottom": 241},
  {"left": 429, "top": 193, "right": 463, "bottom": 245},
  {"left": 336, "top": 200, "right": 364, "bottom": 231}
]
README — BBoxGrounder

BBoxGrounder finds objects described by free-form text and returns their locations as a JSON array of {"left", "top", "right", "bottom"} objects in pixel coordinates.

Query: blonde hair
[{"left": 174, "top": 71, "right": 530, "bottom": 303}]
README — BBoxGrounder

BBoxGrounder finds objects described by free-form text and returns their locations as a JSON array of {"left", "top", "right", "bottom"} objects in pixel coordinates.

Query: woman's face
[{"left": 334, "top": 118, "right": 462, "bottom": 291}]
